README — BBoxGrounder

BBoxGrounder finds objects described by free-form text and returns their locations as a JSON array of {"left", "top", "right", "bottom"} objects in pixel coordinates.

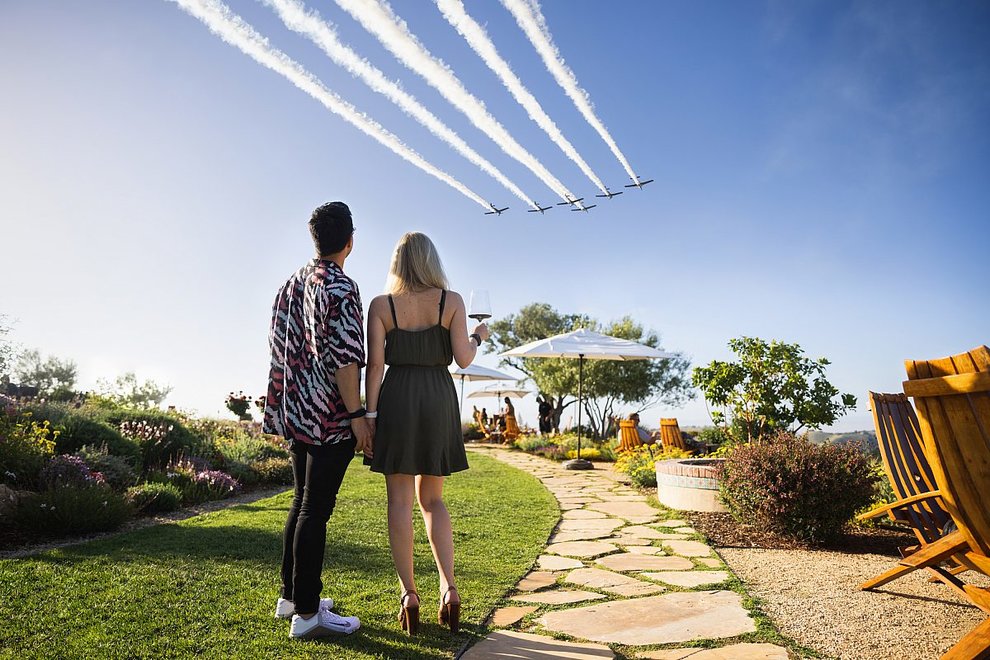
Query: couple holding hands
[{"left": 262, "top": 201, "right": 490, "bottom": 639}]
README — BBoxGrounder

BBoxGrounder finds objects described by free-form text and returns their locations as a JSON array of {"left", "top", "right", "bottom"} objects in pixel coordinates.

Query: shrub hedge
[
  {"left": 127, "top": 482, "right": 182, "bottom": 514},
  {"left": 14, "top": 485, "right": 133, "bottom": 536},
  {"left": 719, "top": 432, "right": 876, "bottom": 543}
]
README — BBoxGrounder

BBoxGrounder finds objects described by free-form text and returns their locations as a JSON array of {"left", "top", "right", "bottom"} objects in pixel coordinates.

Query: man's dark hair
[{"left": 309, "top": 202, "right": 353, "bottom": 256}]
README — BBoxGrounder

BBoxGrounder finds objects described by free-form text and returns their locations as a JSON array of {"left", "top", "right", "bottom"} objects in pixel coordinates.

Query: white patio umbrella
[
  {"left": 450, "top": 364, "right": 518, "bottom": 408},
  {"left": 500, "top": 328, "right": 674, "bottom": 469}
]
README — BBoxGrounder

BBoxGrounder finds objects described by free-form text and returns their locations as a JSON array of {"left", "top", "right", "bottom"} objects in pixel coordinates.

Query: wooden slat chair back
[
  {"left": 617, "top": 420, "right": 641, "bottom": 452},
  {"left": 904, "top": 345, "right": 990, "bottom": 572},
  {"left": 869, "top": 392, "right": 951, "bottom": 542},
  {"left": 659, "top": 418, "right": 686, "bottom": 451}
]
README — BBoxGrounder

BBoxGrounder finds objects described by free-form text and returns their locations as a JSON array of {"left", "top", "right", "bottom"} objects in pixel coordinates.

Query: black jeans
[{"left": 280, "top": 435, "right": 355, "bottom": 614}]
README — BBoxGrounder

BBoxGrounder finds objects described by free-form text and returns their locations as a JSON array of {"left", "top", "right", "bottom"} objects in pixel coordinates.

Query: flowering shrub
[
  {"left": 225, "top": 392, "right": 252, "bottom": 422},
  {"left": 127, "top": 482, "right": 182, "bottom": 514},
  {"left": 514, "top": 436, "right": 552, "bottom": 452},
  {"left": 566, "top": 447, "right": 607, "bottom": 461},
  {"left": 251, "top": 457, "right": 293, "bottom": 485},
  {"left": 159, "top": 457, "right": 240, "bottom": 504},
  {"left": 75, "top": 445, "right": 138, "bottom": 491},
  {"left": 0, "top": 409, "right": 57, "bottom": 488},
  {"left": 53, "top": 414, "right": 141, "bottom": 467},
  {"left": 614, "top": 445, "right": 692, "bottom": 487},
  {"left": 39, "top": 454, "right": 106, "bottom": 489},
  {"left": 13, "top": 485, "right": 132, "bottom": 536},
  {"left": 719, "top": 432, "right": 877, "bottom": 543}
]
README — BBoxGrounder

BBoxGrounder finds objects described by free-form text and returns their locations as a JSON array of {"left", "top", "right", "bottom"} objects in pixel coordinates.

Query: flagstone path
[{"left": 462, "top": 448, "right": 790, "bottom": 659}]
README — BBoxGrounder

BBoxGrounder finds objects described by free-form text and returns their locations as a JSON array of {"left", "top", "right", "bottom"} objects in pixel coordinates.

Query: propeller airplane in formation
[
  {"left": 527, "top": 202, "right": 553, "bottom": 214},
  {"left": 624, "top": 175, "right": 654, "bottom": 190},
  {"left": 595, "top": 187, "right": 624, "bottom": 199},
  {"left": 571, "top": 204, "right": 597, "bottom": 212},
  {"left": 556, "top": 195, "right": 584, "bottom": 207},
  {"left": 484, "top": 203, "right": 509, "bottom": 215}
]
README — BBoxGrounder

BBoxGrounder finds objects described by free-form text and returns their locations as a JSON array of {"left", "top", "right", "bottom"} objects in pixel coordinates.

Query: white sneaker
[
  {"left": 275, "top": 597, "right": 335, "bottom": 619},
  {"left": 289, "top": 609, "right": 361, "bottom": 638}
]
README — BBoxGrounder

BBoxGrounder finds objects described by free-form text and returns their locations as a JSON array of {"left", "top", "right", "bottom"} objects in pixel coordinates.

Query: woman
[
  {"left": 364, "top": 232, "right": 489, "bottom": 636},
  {"left": 502, "top": 396, "right": 521, "bottom": 442}
]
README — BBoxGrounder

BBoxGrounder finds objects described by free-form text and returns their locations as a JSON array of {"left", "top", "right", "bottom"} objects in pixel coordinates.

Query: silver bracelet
[{"left": 365, "top": 411, "right": 378, "bottom": 419}]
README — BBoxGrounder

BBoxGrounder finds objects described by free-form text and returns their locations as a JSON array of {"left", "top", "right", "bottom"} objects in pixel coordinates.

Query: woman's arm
[
  {"left": 365, "top": 296, "right": 387, "bottom": 415},
  {"left": 449, "top": 291, "right": 489, "bottom": 368}
]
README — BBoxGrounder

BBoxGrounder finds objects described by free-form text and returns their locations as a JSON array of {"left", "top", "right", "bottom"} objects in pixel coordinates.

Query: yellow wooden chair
[
  {"left": 617, "top": 419, "right": 641, "bottom": 452},
  {"left": 862, "top": 346, "right": 990, "bottom": 660},
  {"left": 659, "top": 418, "right": 687, "bottom": 451}
]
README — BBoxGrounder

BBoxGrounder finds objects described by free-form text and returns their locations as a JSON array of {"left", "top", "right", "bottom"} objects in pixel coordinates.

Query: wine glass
[{"left": 468, "top": 289, "right": 492, "bottom": 321}]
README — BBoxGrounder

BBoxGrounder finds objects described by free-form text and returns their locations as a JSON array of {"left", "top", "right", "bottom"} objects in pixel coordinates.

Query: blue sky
[{"left": 1, "top": 1, "right": 987, "bottom": 431}]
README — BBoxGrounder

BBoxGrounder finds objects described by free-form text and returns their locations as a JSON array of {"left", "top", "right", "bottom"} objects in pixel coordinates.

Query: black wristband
[
  {"left": 470, "top": 333, "right": 482, "bottom": 346},
  {"left": 348, "top": 407, "right": 367, "bottom": 419}
]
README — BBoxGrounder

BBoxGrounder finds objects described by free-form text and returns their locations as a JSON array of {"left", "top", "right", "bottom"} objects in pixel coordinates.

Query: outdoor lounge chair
[
  {"left": 863, "top": 346, "right": 990, "bottom": 659},
  {"left": 617, "top": 420, "right": 641, "bottom": 452},
  {"left": 659, "top": 418, "right": 687, "bottom": 451},
  {"left": 857, "top": 392, "right": 970, "bottom": 599}
]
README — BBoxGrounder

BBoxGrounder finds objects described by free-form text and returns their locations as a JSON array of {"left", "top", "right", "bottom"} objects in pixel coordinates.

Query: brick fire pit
[{"left": 655, "top": 458, "right": 727, "bottom": 513}]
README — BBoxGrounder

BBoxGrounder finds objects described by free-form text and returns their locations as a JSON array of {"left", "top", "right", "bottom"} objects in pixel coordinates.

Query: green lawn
[{"left": 0, "top": 451, "right": 557, "bottom": 659}]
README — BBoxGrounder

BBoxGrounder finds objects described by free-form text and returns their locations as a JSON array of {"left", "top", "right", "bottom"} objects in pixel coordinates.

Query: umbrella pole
[{"left": 577, "top": 354, "right": 584, "bottom": 460}]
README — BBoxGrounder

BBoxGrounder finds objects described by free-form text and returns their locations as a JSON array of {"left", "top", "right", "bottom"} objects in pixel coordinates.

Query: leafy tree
[
  {"left": 0, "top": 315, "right": 18, "bottom": 381},
  {"left": 488, "top": 304, "right": 692, "bottom": 437},
  {"left": 692, "top": 336, "right": 856, "bottom": 443},
  {"left": 14, "top": 349, "right": 78, "bottom": 396},
  {"left": 96, "top": 371, "right": 172, "bottom": 409},
  {"left": 580, "top": 317, "right": 693, "bottom": 438}
]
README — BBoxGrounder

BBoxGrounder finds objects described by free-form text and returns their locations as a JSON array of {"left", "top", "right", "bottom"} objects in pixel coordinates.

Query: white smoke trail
[
  {"left": 262, "top": 0, "right": 533, "bottom": 209},
  {"left": 334, "top": 0, "right": 580, "bottom": 205},
  {"left": 437, "top": 0, "right": 607, "bottom": 195},
  {"left": 501, "top": 0, "right": 638, "bottom": 182},
  {"left": 167, "top": 0, "right": 490, "bottom": 210}
]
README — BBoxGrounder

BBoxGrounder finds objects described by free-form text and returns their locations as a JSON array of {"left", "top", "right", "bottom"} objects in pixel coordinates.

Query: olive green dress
[{"left": 368, "top": 291, "right": 468, "bottom": 476}]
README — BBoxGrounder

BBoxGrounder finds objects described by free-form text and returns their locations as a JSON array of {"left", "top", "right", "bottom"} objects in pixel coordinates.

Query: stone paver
[
  {"left": 463, "top": 629, "right": 613, "bottom": 659},
  {"left": 490, "top": 605, "right": 536, "bottom": 627},
  {"left": 562, "top": 508, "right": 609, "bottom": 519},
  {"left": 516, "top": 571, "right": 557, "bottom": 591},
  {"left": 537, "top": 554, "right": 585, "bottom": 571},
  {"left": 586, "top": 501, "right": 659, "bottom": 523},
  {"left": 564, "top": 567, "right": 666, "bottom": 597},
  {"left": 546, "top": 540, "right": 620, "bottom": 558},
  {"left": 467, "top": 448, "right": 756, "bottom": 658},
  {"left": 621, "top": 525, "right": 666, "bottom": 539},
  {"left": 512, "top": 589, "right": 607, "bottom": 605},
  {"left": 637, "top": 643, "right": 789, "bottom": 659},
  {"left": 664, "top": 540, "right": 714, "bottom": 557},
  {"left": 599, "top": 552, "right": 695, "bottom": 572},
  {"left": 642, "top": 571, "right": 731, "bottom": 588},
  {"left": 540, "top": 591, "right": 756, "bottom": 645}
]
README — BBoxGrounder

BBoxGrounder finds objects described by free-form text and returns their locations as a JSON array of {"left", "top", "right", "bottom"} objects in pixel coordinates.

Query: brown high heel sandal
[
  {"left": 438, "top": 586, "right": 460, "bottom": 633},
  {"left": 398, "top": 590, "right": 420, "bottom": 636}
]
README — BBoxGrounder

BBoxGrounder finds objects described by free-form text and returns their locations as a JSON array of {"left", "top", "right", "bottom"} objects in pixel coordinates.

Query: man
[
  {"left": 537, "top": 396, "right": 552, "bottom": 435},
  {"left": 629, "top": 412, "right": 659, "bottom": 445},
  {"left": 263, "top": 201, "right": 373, "bottom": 639}
]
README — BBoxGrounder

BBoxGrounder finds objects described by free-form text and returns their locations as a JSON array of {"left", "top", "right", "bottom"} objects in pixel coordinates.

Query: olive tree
[{"left": 692, "top": 336, "right": 856, "bottom": 443}]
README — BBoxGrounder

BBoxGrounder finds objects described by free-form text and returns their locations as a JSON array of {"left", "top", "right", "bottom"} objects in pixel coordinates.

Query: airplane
[
  {"left": 624, "top": 176, "right": 655, "bottom": 190},
  {"left": 595, "top": 187, "right": 624, "bottom": 199},
  {"left": 527, "top": 203, "right": 553, "bottom": 214},
  {"left": 570, "top": 204, "right": 598, "bottom": 212},
  {"left": 556, "top": 195, "right": 585, "bottom": 207},
  {"left": 484, "top": 203, "right": 509, "bottom": 216}
]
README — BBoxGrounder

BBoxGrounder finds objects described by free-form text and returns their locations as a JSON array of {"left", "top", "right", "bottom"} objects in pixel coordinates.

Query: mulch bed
[{"left": 686, "top": 510, "right": 917, "bottom": 557}]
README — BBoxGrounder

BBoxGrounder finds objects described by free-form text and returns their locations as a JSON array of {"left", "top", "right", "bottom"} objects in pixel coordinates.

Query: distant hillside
[{"left": 807, "top": 430, "right": 878, "bottom": 454}]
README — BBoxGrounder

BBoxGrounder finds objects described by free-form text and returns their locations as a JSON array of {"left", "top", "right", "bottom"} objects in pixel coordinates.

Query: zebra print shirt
[{"left": 263, "top": 259, "right": 365, "bottom": 446}]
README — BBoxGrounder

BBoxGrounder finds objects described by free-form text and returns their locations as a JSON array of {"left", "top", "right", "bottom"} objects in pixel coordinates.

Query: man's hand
[{"left": 351, "top": 416, "right": 373, "bottom": 458}]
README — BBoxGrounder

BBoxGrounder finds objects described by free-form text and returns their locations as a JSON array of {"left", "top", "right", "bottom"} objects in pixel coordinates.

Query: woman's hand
[
  {"left": 364, "top": 419, "right": 376, "bottom": 459},
  {"left": 472, "top": 322, "right": 490, "bottom": 342}
]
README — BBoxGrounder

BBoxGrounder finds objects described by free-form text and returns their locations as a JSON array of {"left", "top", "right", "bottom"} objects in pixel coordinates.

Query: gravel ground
[{"left": 719, "top": 546, "right": 990, "bottom": 660}]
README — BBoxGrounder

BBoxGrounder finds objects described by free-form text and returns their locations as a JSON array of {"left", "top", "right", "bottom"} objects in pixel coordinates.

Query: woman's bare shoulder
[{"left": 445, "top": 290, "right": 465, "bottom": 308}]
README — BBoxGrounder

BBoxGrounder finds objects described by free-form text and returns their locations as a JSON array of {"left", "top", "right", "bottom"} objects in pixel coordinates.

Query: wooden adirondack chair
[
  {"left": 857, "top": 392, "right": 970, "bottom": 599},
  {"left": 864, "top": 346, "right": 990, "bottom": 660},
  {"left": 659, "top": 418, "right": 687, "bottom": 451},
  {"left": 617, "top": 420, "right": 641, "bottom": 452}
]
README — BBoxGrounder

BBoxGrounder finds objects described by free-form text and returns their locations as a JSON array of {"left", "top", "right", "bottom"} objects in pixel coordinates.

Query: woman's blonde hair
[{"left": 385, "top": 232, "right": 449, "bottom": 294}]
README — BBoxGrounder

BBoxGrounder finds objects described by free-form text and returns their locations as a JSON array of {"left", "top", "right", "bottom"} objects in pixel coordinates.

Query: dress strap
[
  {"left": 387, "top": 295, "right": 399, "bottom": 329},
  {"left": 438, "top": 290, "right": 447, "bottom": 324}
]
